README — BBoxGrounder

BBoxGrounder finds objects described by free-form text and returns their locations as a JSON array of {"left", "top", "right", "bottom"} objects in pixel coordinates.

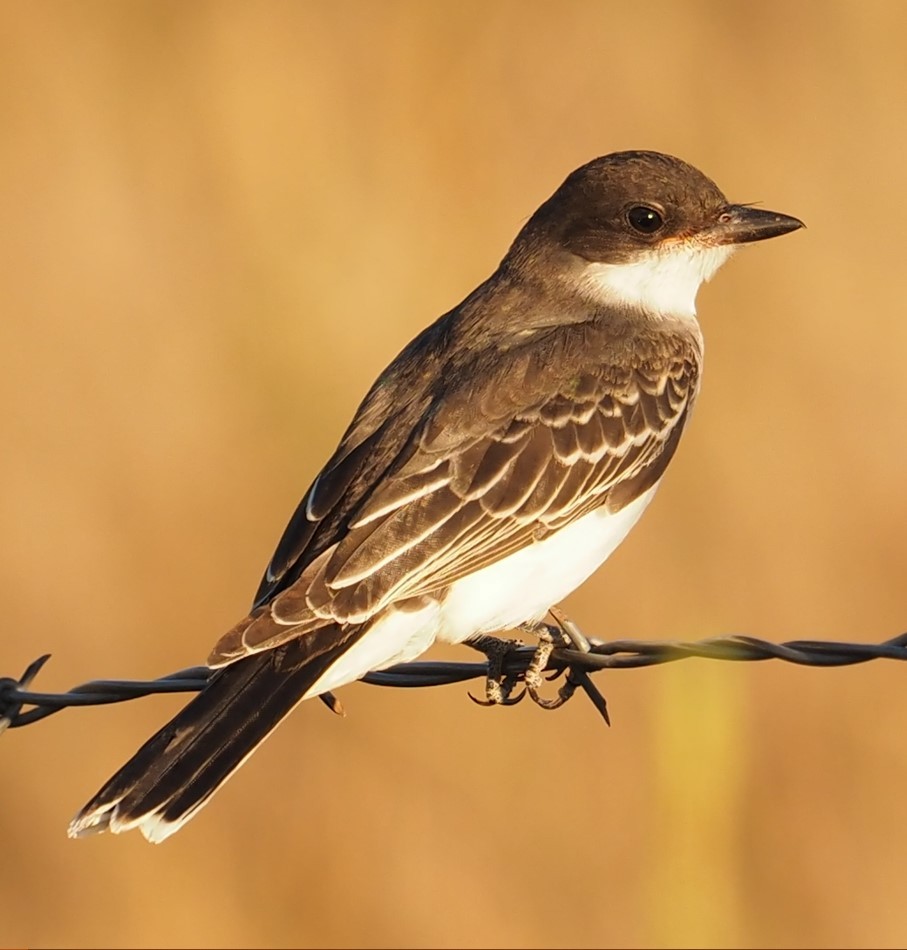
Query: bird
[{"left": 68, "top": 150, "right": 803, "bottom": 843}]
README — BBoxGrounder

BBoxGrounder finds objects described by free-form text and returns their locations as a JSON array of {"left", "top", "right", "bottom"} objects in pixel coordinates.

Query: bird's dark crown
[{"left": 509, "top": 150, "right": 731, "bottom": 266}]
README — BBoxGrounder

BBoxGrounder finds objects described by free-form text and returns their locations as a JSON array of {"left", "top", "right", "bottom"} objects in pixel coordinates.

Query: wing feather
[{"left": 210, "top": 320, "right": 701, "bottom": 666}]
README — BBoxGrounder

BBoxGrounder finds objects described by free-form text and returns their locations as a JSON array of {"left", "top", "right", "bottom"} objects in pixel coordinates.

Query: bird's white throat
[{"left": 578, "top": 241, "right": 735, "bottom": 318}]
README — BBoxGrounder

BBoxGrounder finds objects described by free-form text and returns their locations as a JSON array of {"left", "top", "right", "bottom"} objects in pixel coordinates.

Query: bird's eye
[{"left": 626, "top": 205, "right": 665, "bottom": 234}]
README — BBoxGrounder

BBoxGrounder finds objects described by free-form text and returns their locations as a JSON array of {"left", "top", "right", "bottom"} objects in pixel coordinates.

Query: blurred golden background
[{"left": 2, "top": 2, "right": 907, "bottom": 947}]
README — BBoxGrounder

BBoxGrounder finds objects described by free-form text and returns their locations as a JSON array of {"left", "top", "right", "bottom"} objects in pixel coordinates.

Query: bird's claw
[
  {"left": 526, "top": 665, "right": 581, "bottom": 710},
  {"left": 464, "top": 634, "right": 527, "bottom": 708},
  {"left": 468, "top": 685, "right": 525, "bottom": 707}
]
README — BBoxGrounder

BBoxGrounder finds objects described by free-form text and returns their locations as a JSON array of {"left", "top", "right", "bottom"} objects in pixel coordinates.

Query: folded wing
[{"left": 210, "top": 324, "right": 700, "bottom": 665}]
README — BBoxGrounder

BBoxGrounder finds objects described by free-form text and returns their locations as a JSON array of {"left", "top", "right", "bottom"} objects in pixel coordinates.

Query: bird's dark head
[{"left": 507, "top": 150, "right": 804, "bottom": 317}]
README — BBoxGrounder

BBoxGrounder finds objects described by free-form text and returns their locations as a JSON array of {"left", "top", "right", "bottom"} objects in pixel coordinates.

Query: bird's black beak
[{"left": 711, "top": 205, "right": 805, "bottom": 245}]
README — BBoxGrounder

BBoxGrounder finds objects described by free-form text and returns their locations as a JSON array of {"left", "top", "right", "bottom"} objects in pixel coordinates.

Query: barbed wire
[{"left": 3, "top": 629, "right": 907, "bottom": 734}]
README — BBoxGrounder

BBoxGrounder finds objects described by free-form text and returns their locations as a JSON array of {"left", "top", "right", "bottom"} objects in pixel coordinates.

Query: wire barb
[
  {"left": 0, "top": 653, "right": 52, "bottom": 735},
  {"left": 2, "top": 632, "right": 907, "bottom": 732}
]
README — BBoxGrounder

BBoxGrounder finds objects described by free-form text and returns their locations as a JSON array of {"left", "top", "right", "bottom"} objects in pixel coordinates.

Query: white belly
[
  {"left": 438, "top": 485, "right": 657, "bottom": 642},
  {"left": 303, "top": 485, "right": 657, "bottom": 697}
]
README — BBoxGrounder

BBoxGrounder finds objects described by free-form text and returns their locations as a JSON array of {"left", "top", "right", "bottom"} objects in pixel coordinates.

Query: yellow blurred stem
[{"left": 648, "top": 664, "right": 748, "bottom": 948}]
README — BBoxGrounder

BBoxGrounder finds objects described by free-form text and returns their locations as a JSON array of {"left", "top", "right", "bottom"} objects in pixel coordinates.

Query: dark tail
[{"left": 68, "top": 628, "right": 360, "bottom": 843}]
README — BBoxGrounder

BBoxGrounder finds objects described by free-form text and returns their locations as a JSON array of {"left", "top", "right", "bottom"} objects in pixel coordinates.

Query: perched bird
[{"left": 69, "top": 150, "right": 803, "bottom": 842}]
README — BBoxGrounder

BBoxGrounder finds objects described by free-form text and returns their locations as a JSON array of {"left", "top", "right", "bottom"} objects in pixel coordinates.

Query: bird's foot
[
  {"left": 520, "top": 607, "right": 610, "bottom": 724},
  {"left": 464, "top": 611, "right": 609, "bottom": 725},
  {"left": 520, "top": 624, "right": 578, "bottom": 710},
  {"left": 465, "top": 634, "right": 525, "bottom": 707}
]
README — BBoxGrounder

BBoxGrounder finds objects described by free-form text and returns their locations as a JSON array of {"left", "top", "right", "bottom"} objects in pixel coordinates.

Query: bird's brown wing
[{"left": 210, "top": 323, "right": 700, "bottom": 666}]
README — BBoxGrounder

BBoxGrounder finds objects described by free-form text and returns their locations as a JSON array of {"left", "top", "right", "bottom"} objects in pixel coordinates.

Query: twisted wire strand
[{"left": 3, "top": 632, "right": 907, "bottom": 732}]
